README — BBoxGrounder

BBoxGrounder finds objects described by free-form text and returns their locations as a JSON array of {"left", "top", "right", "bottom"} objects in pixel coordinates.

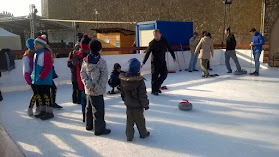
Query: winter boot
[
  {"left": 35, "top": 106, "right": 41, "bottom": 115},
  {"left": 94, "top": 129, "right": 111, "bottom": 136},
  {"left": 83, "top": 112, "right": 85, "bottom": 123},
  {"left": 40, "top": 107, "right": 54, "bottom": 120},
  {"left": 140, "top": 131, "right": 150, "bottom": 139},
  {"left": 27, "top": 108, "right": 33, "bottom": 116},
  {"left": 35, "top": 106, "right": 46, "bottom": 118},
  {"left": 53, "top": 103, "right": 63, "bottom": 109},
  {"left": 249, "top": 71, "right": 256, "bottom": 75},
  {"left": 151, "top": 92, "right": 159, "bottom": 96},
  {"left": 108, "top": 88, "right": 116, "bottom": 94}
]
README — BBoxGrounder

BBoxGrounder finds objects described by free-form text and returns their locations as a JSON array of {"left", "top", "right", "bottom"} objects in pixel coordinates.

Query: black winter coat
[
  {"left": 120, "top": 73, "right": 149, "bottom": 109},
  {"left": 226, "top": 33, "right": 237, "bottom": 51},
  {"left": 143, "top": 37, "right": 176, "bottom": 66},
  {"left": 67, "top": 59, "right": 77, "bottom": 82},
  {"left": 108, "top": 70, "right": 124, "bottom": 87}
]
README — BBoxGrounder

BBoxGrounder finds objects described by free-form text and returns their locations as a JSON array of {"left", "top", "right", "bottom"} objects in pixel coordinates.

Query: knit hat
[
  {"left": 26, "top": 38, "right": 35, "bottom": 50},
  {"left": 34, "top": 35, "right": 47, "bottom": 47},
  {"left": 80, "top": 34, "right": 91, "bottom": 50},
  {"left": 89, "top": 38, "right": 102, "bottom": 54},
  {"left": 128, "top": 58, "right": 140, "bottom": 74}
]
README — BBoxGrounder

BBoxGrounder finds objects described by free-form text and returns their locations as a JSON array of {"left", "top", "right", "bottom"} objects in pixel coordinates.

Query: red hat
[{"left": 80, "top": 34, "right": 91, "bottom": 50}]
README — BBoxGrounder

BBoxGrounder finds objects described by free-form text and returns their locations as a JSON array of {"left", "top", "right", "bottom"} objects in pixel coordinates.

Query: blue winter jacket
[
  {"left": 31, "top": 49, "right": 53, "bottom": 85},
  {"left": 252, "top": 32, "right": 264, "bottom": 52}
]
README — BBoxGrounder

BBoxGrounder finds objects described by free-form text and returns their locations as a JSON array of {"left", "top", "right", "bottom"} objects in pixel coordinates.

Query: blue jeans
[
  {"left": 188, "top": 53, "right": 198, "bottom": 71},
  {"left": 253, "top": 50, "right": 261, "bottom": 73},
  {"left": 81, "top": 90, "right": 86, "bottom": 113}
]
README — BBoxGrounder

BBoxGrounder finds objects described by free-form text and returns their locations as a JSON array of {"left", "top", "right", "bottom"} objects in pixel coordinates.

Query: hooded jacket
[
  {"left": 80, "top": 53, "right": 108, "bottom": 96},
  {"left": 72, "top": 49, "right": 89, "bottom": 90},
  {"left": 252, "top": 32, "right": 264, "bottom": 52},
  {"left": 120, "top": 73, "right": 149, "bottom": 109}
]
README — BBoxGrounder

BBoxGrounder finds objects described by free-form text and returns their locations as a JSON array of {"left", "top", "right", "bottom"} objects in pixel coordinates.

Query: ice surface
[{"left": 0, "top": 64, "right": 279, "bottom": 157}]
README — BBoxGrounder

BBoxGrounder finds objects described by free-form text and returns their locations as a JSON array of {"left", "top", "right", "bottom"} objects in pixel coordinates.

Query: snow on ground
[{"left": 0, "top": 65, "right": 279, "bottom": 157}]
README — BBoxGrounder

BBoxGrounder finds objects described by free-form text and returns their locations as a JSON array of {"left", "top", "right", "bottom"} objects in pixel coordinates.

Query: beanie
[
  {"left": 128, "top": 58, "right": 140, "bottom": 74},
  {"left": 34, "top": 35, "right": 47, "bottom": 47},
  {"left": 80, "top": 34, "right": 91, "bottom": 50},
  {"left": 89, "top": 38, "right": 102, "bottom": 54},
  {"left": 26, "top": 38, "right": 35, "bottom": 50}
]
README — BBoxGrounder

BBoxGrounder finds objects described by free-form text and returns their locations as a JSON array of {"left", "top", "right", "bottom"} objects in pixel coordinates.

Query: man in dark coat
[
  {"left": 225, "top": 28, "right": 242, "bottom": 73},
  {"left": 141, "top": 29, "right": 176, "bottom": 95}
]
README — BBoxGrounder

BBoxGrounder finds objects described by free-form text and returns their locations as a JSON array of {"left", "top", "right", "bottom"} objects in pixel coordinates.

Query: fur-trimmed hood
[{"left": 119, "top": 73, "right": 144, "bottom": 90}]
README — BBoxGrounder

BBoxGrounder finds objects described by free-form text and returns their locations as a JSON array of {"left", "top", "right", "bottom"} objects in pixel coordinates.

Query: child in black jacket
[
  {"left": 67, "top": 50, "right": 81, "bottom": 104},
  {"left": 108, "top": 63, "right": 123, "bottom": 94}
]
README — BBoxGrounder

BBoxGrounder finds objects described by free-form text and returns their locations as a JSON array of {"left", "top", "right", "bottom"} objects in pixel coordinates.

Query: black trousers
[
  {"left": 108, "top": 78, "right": 120, "bottom": 88},
  {"left": 207, "top": 60, "right": 211, "bottom": 69},
  {"left": 72, "top": 81, "right": 81, "bottom": 104},
  {"left": 29, "top": 84, "right": 40, "bottom": 108},
  {"left": 86, "top": 95, "right": 106, "bottom": 132},
  {"left": 151, "top": 63, "right": 168, "bottom": 93},
  {"left": 50, "top": 81, "right": 57, "bottom": 104},
  {"left": 37, "top": 85, "right": 51, "bottom": 107},
  {"left": 0, "top": 90, "right": 3, "bottom": 101}
]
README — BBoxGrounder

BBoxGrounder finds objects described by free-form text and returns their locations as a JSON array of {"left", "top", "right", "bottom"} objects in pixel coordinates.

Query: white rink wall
[{"left": 0, "top": 49, "right": 265, "bottom": 93}]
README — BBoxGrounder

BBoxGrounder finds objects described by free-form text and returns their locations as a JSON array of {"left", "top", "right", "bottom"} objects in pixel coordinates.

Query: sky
[{"left": 0, "top": 0, "right": 41, "bottom": 16}]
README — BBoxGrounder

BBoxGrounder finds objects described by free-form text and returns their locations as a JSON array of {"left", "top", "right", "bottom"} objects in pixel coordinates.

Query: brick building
[{"left": 41, "top": 0, "right": 279, "bottom": 65}]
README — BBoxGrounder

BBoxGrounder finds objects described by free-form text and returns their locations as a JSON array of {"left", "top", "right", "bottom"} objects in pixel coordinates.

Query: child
[
  {"left": 67, "top": 46, "right": 81, "bottom": 104},
  {"left": 108, "top": 63, "right": 123, "bottom": 94},
  {"left": 119, "top": 58, "right": 150, "bottom": 141},
  {"left": 23, "top": 38, "right": 41, "bottom": 116},
  {"left": 72, "top": 34, "right": 91, "bottom": 122},
  {"left": 80, "top": 38, "right": 111, "bottom": 135},
  {"left": 51, "top": 66, "right": 62, "bottom": 108},
  {"left": 31, "top": 35, "right": 54, "bottom": 120},
  {"left": 46, "top": 43, "right": 63, "bottom": 109}
]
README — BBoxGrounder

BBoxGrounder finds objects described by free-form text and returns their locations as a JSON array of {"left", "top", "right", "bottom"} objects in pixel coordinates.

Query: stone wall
[
  {"left": 42, "top": 0, "right": 263, "bottom": 44},
  {"left": 264, "top": 0, "right": 279, "bottom": 44}
]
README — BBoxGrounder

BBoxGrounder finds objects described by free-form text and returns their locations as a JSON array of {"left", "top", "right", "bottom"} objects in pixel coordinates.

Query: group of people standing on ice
[
  {"left": 187, "top": 27, "right": 264, "bottom": 77},
  {"left": 66, "top": 34, "right": 150, "bottom": 139},
  {"left": 22, "top": 35, "right": 63, "bottom": 120},
  {"left": 19, "top": 26, "right": 264, "bottom": 141}
]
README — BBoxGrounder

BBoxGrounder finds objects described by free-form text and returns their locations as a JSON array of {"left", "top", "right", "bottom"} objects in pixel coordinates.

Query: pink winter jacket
[{"left": 22, "top": 53, "right": 34, "bottom": 85}]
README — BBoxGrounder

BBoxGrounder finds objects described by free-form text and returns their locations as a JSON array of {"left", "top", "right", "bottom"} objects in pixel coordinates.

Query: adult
[
  {"left": 249, "top": 28, "right": 264, "bottom": 76},
  {"left": 195, "top": 32, "right": 214, "bottom": 78},
  {"left": 141, "top": 29, "right": 176, "bottom": 95},
  {"left": 188, "top": 32, "right": 200, "bottom": 72},
  {"left": 225, "top": 28, "right": 242, "bottom": 73}
]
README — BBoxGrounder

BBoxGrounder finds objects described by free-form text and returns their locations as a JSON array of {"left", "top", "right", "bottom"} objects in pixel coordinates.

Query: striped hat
[{"left": 34, "top": 35, "right": 47, "bottom": 47}]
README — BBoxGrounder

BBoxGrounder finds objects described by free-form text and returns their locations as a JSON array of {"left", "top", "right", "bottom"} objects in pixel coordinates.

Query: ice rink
[{"left": 1, "top": 64, "right": 279, "bottom": 157}]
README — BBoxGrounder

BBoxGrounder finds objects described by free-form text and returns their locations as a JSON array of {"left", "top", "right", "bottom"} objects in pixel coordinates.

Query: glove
[{"left": 144, "top": 106, "right": 149, "bottom": 110}]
